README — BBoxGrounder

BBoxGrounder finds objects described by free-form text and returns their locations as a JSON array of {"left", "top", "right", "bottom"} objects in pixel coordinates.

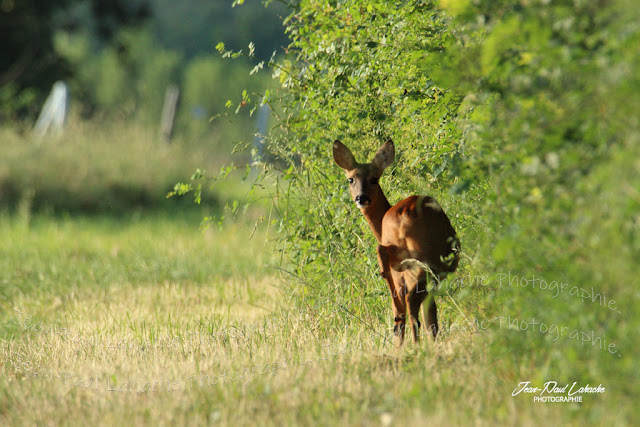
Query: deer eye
[
  {"left": 348, "top": 178, "right": 354, "bottom": 185},
  {"left": 369, "top": 177, "right": 378, "bottom": 185}
]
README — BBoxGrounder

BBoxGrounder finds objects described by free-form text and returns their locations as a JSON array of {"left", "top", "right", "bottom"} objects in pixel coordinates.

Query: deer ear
[
  {"left": 372, "top": 139, "right": 395, "bottom": 171},
  {"left": 333, "top": 140, "right": 356, "bottom": 170}
]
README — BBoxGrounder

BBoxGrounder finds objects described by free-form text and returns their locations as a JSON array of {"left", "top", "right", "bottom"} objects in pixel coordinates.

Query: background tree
[{"left": 0, "top": 0, "right": 149, "bottom": 119}]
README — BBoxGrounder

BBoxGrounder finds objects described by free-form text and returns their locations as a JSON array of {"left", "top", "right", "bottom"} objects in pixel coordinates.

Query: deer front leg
[{"left": 377, "top": 245, "right": 406, "bottom": 348}]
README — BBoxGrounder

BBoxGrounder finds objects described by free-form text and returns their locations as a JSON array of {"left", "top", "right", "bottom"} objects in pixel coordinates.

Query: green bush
[
  {"left": 199, "top": 0, "right": 639, "bottom": 422},
  {"left": 250, "top": 0, "right": 483, "bottom": 317}
]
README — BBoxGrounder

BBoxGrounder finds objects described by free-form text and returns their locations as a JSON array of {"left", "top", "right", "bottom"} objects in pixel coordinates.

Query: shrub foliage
[{"left": 193, "top": 1, "right": 640, "bottom": 419}]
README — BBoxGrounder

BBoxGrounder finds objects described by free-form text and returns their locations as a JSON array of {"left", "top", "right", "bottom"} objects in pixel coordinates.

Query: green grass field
[{"left": 1, "top": 207, "right": 635, "bottom": 425}]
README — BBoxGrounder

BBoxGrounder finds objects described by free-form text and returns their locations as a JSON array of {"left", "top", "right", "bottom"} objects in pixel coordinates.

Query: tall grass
[{"left": 0, "top": 119, "right": 237, "bottom": 214}]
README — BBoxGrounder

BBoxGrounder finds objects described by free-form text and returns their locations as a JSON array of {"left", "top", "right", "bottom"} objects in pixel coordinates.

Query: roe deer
[{"left": 333, "top": 139, "right": 460, "bottom": 347}]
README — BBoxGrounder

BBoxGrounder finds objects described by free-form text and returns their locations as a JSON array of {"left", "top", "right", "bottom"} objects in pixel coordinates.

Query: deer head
[{"left": 332, "top": 139, "right": 395, "bottom": 209}]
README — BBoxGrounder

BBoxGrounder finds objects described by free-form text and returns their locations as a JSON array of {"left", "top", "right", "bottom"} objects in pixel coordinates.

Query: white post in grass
[
  {"left": 34, "top": 81, "right": 68, "bottom": 138},
  {"left": 160, "top": 85, "right": 179, "bottom": 143}
]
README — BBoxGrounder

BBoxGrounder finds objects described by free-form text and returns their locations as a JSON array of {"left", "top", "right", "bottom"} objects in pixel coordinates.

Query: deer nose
[{"left": 355, "top": 195, "right": 371, "bottom": 206}]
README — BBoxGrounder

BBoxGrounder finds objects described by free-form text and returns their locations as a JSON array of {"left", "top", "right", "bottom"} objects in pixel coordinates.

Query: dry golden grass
[{"left": 1, "top": 279, "right": 583, "bottom": 426}]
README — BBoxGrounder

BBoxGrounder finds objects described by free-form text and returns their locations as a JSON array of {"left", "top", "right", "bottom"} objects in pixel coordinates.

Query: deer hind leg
[
  {"left": 377, "top": 245, "right": 406, "bottom": 348},
  {"left": 423, "top": 272, "right": 439, "bottom": 340},
  {"left": 403, "top": 269, "right": 428, "bottom": 343},
  {"left": 426, "top": 295, "right": 438, "bottom": 339},
  {"left": 404, "top": 269, "right": 441, "bottom": 342}
]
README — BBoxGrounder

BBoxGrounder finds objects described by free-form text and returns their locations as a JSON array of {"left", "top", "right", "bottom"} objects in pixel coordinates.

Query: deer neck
[{"left": 360, "top": 186, "right": 391, "bottom": 243}]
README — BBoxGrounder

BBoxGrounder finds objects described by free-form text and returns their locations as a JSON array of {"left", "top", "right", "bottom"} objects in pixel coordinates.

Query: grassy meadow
[
  {"left": 0, "top": 122, "right": 637, "bottom": 426},
  {"left": 4, "top": 0, "right": 640, "bottom": 425},
  {"left": 1, "top": 213, "right": 623, "bottom": 426}
]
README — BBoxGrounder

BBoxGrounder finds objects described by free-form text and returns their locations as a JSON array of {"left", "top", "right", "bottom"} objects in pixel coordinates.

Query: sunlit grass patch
[
  {"left": 0, "top": 293, "right": 579, "bottom": 426},
  {"left": 0, "top": 212, "right": 272, "bottom": 304}
]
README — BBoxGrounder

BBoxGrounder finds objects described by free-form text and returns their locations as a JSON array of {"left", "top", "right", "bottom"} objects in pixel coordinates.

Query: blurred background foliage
[{"left": 0, "top": 0, "right": 286, "bottom": 213}]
